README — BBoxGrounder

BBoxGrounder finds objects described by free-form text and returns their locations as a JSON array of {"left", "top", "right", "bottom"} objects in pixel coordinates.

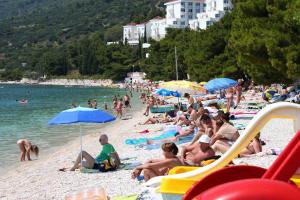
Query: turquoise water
[{"left": 0, "top": 84, "right": 137, "bottom": 172}]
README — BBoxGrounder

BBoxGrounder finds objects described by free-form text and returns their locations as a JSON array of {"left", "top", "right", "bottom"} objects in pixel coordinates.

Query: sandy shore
[{"left": 0, "top": 105, "right": 296, "bottom": 199}]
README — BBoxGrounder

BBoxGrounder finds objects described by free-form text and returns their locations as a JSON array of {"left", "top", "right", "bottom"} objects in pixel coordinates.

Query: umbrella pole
[{"left": 80, "top": 124, "right": 83, "bottom": 170}]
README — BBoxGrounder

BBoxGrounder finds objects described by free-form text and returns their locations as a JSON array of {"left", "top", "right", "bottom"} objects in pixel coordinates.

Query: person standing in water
[
  {"left": 124, "top": 93, "right": 131, "bottom": 108},
  {"left": 17, "top": 139, "right": 39, "bottom": 161},
  {"left": 116, "top": 98, "right": 123, "bottom": 118}
]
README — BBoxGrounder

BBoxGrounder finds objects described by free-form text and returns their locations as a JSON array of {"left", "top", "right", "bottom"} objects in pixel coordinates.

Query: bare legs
[
  {"left": 226, "top": 97, "right": 233, "bottom": 113},
  {"left": 70, "top": 151, "right": 95, "bottom": 171},
  {"left": 18, "top": 143, "right": 26, "bottom": 162},
  {"left": 211, "top": 140, "right": 231, "bottom": 154},
  {"left": 143, "top": 168, "right": 159, "bottom": 181},
  {"left": 144, "top": 105, "right": 150, "bottom": 116}
]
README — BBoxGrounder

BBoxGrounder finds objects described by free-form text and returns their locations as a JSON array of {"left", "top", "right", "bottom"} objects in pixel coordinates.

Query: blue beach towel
[{"left": 125, "top": 130, "right": 177, "bottom": 145}]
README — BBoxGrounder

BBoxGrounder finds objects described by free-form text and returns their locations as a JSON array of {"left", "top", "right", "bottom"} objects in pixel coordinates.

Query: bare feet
[{"left": 58, "top": 167, "right": 67, "bottom": 172}]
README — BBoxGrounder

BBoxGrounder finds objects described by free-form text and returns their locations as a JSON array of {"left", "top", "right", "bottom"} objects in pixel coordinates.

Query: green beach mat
[{"left": 112, "top": 194, "right": 137, "bottom": 200}]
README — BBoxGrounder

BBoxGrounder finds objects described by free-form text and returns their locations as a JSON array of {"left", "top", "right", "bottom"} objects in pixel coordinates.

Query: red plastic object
[
  {"left": 262, "top": 129, "right": 300, "bottom": 181},
  {"left": 184, "top": 129, "right": 300, "bottom": 200},
  {"left": 195, "top": 179, "right": 300, "bottom": 200},
  {"left": 183, "top": 165, "right": 266, "bottom": 200}
]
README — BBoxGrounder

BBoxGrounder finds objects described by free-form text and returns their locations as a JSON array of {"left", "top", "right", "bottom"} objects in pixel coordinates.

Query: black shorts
[
  {"left": 92, "top": 163, "right": 103, "bottom": 170},
  {"left": 125, "top": 101, "right": 129, "bottom": 106}
]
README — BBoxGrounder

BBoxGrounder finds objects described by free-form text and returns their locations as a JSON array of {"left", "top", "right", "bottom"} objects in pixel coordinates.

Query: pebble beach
[{"left": 0, "top": 101, "right": 296, "bottom": 199}]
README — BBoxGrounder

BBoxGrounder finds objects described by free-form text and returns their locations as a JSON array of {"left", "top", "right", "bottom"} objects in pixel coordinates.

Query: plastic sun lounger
[
  {"left": 184, "top": 128, "right": 300, "bottom": 199},
  {"left": 143, "top": 102, "right": 300, "bottom": 199}
]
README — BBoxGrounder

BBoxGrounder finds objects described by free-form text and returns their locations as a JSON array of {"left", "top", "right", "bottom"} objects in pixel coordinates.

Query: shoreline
[
  {"left": 0, "top": 100, "right": 296, "bottom": 199},
  {"left": 0, "top": 78, "right": 117, "bottom": 88},
  {"left": 0, "top": 102, "right": 153, "bottom": 199}
]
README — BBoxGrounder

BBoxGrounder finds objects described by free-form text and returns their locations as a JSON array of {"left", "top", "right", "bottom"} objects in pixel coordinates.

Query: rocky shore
[{"left": 0, "top": 78, "right": 114, "bottom": 87}]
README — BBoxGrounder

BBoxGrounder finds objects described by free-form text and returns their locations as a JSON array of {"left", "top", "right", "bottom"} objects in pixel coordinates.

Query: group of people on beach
[
  {"left": 16, "top": 80, "right": 300, "bottom": 187},
  {"left": 112, "top": 93, "right": 131, "bottom": 118}
]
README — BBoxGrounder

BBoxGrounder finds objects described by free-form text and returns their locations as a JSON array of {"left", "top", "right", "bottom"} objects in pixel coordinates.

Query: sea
[{"left": 0, "top": 84, "right": 138, "bottom": 173}]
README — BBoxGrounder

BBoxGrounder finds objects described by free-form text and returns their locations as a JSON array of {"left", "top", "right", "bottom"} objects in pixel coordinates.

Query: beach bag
[{"left": 98, "top": 158, "right": 117, "bottom": 172}]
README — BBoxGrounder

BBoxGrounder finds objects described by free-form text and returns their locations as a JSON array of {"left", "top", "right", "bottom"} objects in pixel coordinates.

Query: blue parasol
[
  {"left": 48, "top": 106, "right": 116, "bottom": 167},
  {"left": 204, "top": 78, "right": 237, "bottom": 92}
]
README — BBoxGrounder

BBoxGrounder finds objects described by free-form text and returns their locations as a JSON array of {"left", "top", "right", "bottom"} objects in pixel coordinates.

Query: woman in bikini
[{"left": 17, "top": 139, "right": 39, "bottom": 161}]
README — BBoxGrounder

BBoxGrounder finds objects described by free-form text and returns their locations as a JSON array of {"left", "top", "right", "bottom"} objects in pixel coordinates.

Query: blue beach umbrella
[
  {"left": 170, "top": 91, "right": 181, "bottom": 98},
  {"left": 48, "top": 106, "right": 116, "bottom": 167},
  {"left": 48, "top": 106, "right": 115, "bottom": 125},
  {"left": 204, "top": 78, "right": 237, "bottom": 92},
  {"left": 155, "top": 88, "right": 181, "bottom": 97},
  {"left": 154, "top": 88, "right": 172, "bottom": 96}
]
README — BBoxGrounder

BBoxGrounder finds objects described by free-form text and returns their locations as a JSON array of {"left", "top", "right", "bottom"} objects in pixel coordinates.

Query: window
[
  {"left": 181, "top": 21, "right": 185, "bottom": 25},
  {"left": 203, "top": 3, "right": 206, "bottom": 7},
  {"left": 188, "top": 15, "right": 193, "bottom": 19},
  {"left": 196, "top": 3, "right": 201, "bottom": 7},
  {"left": 224, "top": 0, "right": 229, "bottom": 3},
  {"left": 215, "top": 14, "right": 220, "bottom": 18},
  {"left": 196, "top": 8, "right": 201, "bottom": 13},
  {"left": 188, "top": 9, "right": 193, "bottom": 12},
  {"left": 181, "top": 8, "right": 185, "bottom": 12},
  {"left": 181, "top": 2, "right": 185, "bottom": 6},
  {"left": 173, "top": 21, "right": 177, "bottom": 25},
  {"left": 224, "top": 7, "right": 229, "bottom": 11},
  {"left": 188, "top": 2, "right": 193, "bottom": 6},
  {"left": 181, "top": 15, "right": 185, "bottom": 18},
  {"left": 206, "top": 21, "right": 212, "bottom": 26}
]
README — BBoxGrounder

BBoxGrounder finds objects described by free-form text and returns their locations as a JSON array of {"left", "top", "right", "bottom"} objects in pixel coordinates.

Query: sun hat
[{"left": 198, "top": 134, "right": 211, "bottom": 144}]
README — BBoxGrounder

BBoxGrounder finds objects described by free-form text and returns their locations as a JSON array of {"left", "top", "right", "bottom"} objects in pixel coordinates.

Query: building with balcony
[
  {"left": 165, "top": 0, "right": 206, "bottom": 28},
  {"left": 123, "top": 23, "right": 146, "bottom": 45},
  {"left": 146, "top": 16, "right": 167, "bottom": 41},
  {"left": 190, "top": 0, "right": 233, "bottom": 30}
]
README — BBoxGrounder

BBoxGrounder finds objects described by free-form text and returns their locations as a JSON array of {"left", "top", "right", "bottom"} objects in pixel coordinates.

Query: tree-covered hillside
[
  {"left": 0, "top": 0, "right": 165, "bottom": 80},
  {"left": 0, "top": 0, "right": 299, "bottom": 84}
]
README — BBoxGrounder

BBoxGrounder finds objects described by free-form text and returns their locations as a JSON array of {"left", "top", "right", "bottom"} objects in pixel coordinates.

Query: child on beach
[
  {"left": 131, "top": 142, "right": 183, "bottom": 181},
  {"left": 17, "top": 139, "right": 39, "bottom": 161}
]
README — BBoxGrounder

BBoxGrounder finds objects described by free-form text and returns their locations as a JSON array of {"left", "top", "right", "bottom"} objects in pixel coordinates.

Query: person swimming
[
  {"left": 17, "top": 139, "right": 39, "bottom": 161},
  {"left": 17, "top": 99, "right": 28, "bottom": 104}
]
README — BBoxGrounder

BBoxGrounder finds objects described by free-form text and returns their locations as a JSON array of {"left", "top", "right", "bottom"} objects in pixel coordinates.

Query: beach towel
[
  {"left": 231, "top": 111, "right": 257, "bottom": 115},
  {"left": 119, "top": 162, "right": 142, "bottom": 170},
  {"left": 233, "top": 123, "right": 246, "bottom": 130},
  {"left": 112, "top": 194, "right": 137, "bottom": 200},
  {"left": 125, "top": 130, "right": 177, "bottom": 145},
  {"left": 136, "top": 134, "right": 195, "bottom": 150},
  {"left": 65, "top": 187, "right": 108, "bottom": 200}
]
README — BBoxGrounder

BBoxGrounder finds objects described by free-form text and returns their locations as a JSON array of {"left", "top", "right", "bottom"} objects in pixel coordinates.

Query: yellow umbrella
[
  {"left": 159, "top": 80, "right": 206, "bottom": 94},
  {"left": 200, "top": 81, "right": 207, "bottom": 86}
]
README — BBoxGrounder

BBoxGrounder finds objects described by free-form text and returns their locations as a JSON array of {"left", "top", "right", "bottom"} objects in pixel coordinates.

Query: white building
[
  {"left": 126, "top": 72, "right": 146, "bottom": 83},
  {"left": 123, "top": 0, "right": 233, "bottom": 43},
  {"left": 123, "top": 23, "right": 146, "bottom": 45},
  {"left": 165, "top": 0, "right": 206, "bottom": 28},
  {"left": 146, "top": 16, "right": 167, "bottom": 41},
  {"left": 190, "top": 0, "right": 233, "bottom": 30}
]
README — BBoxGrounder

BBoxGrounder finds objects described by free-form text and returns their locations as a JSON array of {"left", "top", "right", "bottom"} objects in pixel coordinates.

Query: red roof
[
  {"left": 125, "top": 22, "right": 137, "bottom": 26},
  {"left": 152, "top": 16, "right": 164, "bottom": 20}
]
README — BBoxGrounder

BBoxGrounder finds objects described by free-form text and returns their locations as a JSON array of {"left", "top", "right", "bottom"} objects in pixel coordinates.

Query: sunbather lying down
[
  {"left": 180, "top": 134, "right": 215, "bottom": 166},
  {"left": 131, "top": 142, "right": 183, "bottom": 181},
  {"left": 139, "top": 116, "right": 174, "bottom": 125}
]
